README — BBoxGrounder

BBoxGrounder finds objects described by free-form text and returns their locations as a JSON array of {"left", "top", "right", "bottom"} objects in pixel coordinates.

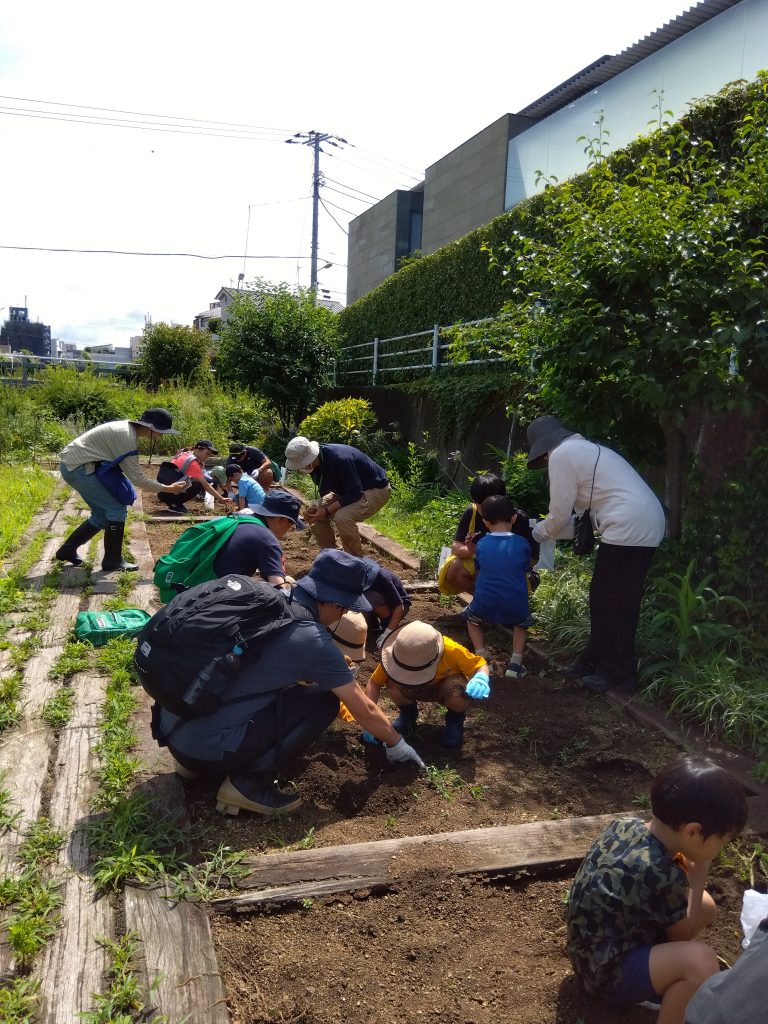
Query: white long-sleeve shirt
[
  {"left": 532, "top": 435, "right": 666, "bottom": 548},
  {"left": 59, "top": 420, "right": 165, "bottom": 493}
]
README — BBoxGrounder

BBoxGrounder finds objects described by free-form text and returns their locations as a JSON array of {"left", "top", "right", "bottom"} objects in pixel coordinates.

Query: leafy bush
[
  {"left": 298, "top": 398, "right": 375, "bottom": 444},
  {"left": 37, "top": 368, "right": 128, "bottom": 429},
  {"left": 138, "top": 321, "right": 211, "bottom": 387}
]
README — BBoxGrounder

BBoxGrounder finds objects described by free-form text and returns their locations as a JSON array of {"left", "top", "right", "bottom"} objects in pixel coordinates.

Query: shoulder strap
[
  {"left": 587, "top": 445, "right": 601, "bottom": 507},
  {"left": 100, "top": 449, "right": 139, "bottom": 472},
  {"left": 181, "top": 455, "right": 197, "bottom": 473},
  {"left": 469, "top": 504, "right": 478, "bottom": 534}
]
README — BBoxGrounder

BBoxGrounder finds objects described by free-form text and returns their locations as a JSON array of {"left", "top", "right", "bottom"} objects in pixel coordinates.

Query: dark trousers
[
  {"left": 157, "top": 479, "right": 203, "bottom": 507},
  {"left": 580, "top": 542, "right": 656, "bottom": 688},
  {"left": 169, "top": 687, "right": 340, "bottom": 790}
]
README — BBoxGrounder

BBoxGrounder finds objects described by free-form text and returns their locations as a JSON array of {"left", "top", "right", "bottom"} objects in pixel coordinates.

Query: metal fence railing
[
  {"left": 335, "top": 316, "right": 510, "bottom": 386},
  {"left": 0, "top": 352, "right": 139, "bottom": 387}
]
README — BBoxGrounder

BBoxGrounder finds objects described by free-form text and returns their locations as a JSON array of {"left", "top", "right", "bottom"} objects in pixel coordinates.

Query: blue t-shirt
[
  {"left": 160, "top": 592, "right": 353, "bottom": 760},
  {"left": 470, "top": 532, "right": 530, "bottom": 625},
  {"left": 213, "top": 520, "right": 284, "bottom": 580},
  {"left": 237, "top": 472, "right": 265, "bottom": 509}
]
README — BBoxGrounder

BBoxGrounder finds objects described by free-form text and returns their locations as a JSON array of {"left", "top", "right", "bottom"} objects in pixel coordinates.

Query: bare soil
[{"left": 144, "top": 516, "right": 757, "bottom": 1024}]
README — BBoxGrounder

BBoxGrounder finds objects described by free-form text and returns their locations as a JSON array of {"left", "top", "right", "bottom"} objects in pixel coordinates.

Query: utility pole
[{"left": 285, "top": 130, "right": 347, "bottom": 298}]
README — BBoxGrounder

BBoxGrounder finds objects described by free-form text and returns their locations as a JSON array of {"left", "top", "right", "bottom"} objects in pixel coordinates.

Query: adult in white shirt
[{"left": 527, "top": 416, "right": 666, "bottom": 694}]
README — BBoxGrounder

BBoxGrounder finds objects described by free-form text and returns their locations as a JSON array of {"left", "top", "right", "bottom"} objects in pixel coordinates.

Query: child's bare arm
[
  {"left": 666, "top": 857, "right": 715, "bottom": 940},
  {"left": 365, "top": 678, "right": 383, "bottom": 704}
]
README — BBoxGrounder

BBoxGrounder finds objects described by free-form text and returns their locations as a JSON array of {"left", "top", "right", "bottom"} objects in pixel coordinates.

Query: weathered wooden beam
[
  {"left": 214, "top": 875, "right": 391, "bottom": 910},
  {"left": 223, "top": 813, "right": 621, "bottom": 908}
]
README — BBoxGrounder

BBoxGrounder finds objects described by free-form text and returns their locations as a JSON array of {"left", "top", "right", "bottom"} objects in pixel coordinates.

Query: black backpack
[{"left": 133, "top": 574, "right": 305, "bottom": 719}]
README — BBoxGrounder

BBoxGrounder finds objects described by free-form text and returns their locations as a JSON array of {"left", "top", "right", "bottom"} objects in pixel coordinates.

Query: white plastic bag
[
  {"left": 437, "top": 545, "right": 451, "bottom": 578},
  {"left": 203, "top": 491, "right": 215, "bottom": 510},
  {"left": 741, "top": 889, "right": 768, "bottom": 948},
  {"left": 531, "top": 520, "right": 555, "bottom": 572}
]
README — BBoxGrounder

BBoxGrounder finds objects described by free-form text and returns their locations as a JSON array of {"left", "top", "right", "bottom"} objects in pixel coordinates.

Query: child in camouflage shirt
[{"left": 567, "top": 755, "right": 747, "bottom": 1023}]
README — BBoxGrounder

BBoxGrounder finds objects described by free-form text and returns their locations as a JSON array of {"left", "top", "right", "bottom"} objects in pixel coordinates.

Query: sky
[{"left": 0, "top": 0, "right": 697, "bottom": 352}]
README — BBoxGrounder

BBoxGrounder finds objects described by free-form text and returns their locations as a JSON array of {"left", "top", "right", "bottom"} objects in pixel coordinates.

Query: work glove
[
  {"left": 375, "top": 627, "right": 392, "bottom": 652},
  {"left": 465, "top": 672, "right": 490, "bottom": 700},
  {"left": 360, "top": 730, "right": 382, "bottom": 746},
  {"left": 385, "top": 737, "right": 426, "bottom": 769}
]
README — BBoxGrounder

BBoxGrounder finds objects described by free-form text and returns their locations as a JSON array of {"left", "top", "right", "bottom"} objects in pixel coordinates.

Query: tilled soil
[{"left": 144, "top": 514, "right": 755, "bottom": 1024}]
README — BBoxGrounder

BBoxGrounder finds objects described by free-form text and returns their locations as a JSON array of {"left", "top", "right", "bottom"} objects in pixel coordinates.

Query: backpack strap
[{"left": 98, "top": 449, "right": 139, "bottom": 472}]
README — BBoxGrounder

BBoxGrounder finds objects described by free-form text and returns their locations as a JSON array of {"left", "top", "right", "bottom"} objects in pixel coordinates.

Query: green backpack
[
  {"left": 75, "top": 609, "right": 151, "bottom": 647},
  {"left": 153, "top": 515, "right": 266, "bottom": 603}
]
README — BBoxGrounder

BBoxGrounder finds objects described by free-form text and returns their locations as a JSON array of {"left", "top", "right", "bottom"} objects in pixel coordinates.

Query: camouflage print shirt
[{"left": 566, "top": 817, "right": 689, "bottom": 994}]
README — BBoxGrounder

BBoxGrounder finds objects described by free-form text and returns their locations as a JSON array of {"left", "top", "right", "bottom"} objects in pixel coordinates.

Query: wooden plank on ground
[
  {"left": 215, "top": 875, "right": 392, "bottom": 909},
  {"left": 37, "top": 671, "right": 114, "bottom": 1024},
  {"left": 230, "top": 813, "right": 620, "bottom": 900},
  {"left": 125, "top": 886, "right": 230, "bottom": 1024}
]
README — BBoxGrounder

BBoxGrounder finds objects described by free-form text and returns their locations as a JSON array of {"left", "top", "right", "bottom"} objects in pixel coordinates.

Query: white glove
[
  {"left": 376, "top": 627, "right": 392, "bottom": 652},
  {"left": 385, "top": 737, "right": 425, "bottom": 769}
]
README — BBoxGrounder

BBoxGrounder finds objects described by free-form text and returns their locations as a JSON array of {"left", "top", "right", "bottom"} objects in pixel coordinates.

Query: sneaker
[
  {"left": 215, "top": 776, "right": 302, "bottom": 817},
  {"left": 166, "top": 502, "right": 187, "bottom": 515},
  {"left": 636, "top": 1000, "right": 661, "bottom": 1011},
  {"left": 579, "top": 672, "right": 613, "bottom": 694},
  {"left": 504, "top": 661, "right": 528, "bottom": 679},
  {"left": 171, "top": 757, "right": 198, "bottom": 781},
  {"left": 560, "top": 660, "right": 592, "bottom": 680}
]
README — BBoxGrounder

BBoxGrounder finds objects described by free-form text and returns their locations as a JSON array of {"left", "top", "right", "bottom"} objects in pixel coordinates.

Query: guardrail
[{"left": 335, "top": 316, "right": 511, "bottom": 385}]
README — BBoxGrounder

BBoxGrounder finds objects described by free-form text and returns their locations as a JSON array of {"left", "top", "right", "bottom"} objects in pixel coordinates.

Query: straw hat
[
  {"left": 330, "top": 611, "right": 368, "bottom": 662},
  {"left": 380, "top": 621, "right": 444, "bottom": 686}
]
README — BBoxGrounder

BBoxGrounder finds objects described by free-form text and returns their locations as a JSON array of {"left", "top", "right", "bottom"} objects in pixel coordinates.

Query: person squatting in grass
[
  {"left": 57, "top": 408, "right": 188, "bottom": 571},
  {"left": 362, "top": 558, "right": 412, "bottom": 651},
  {"left": 460, "top": 494, "right": 536, "bottom": 680},
  {"left": 361, "top": 621, "right": 490, "bottom": 748},
  {"left": 567, "top": 755, "right": 748, "bottom": 1024},
  {"left": 438, "top": 473, "right": 538, "bottom": 597},
  {"left": 164, "top": 550, "right": 425, "bottom": 816},
  {"left": 284, "top": 435, "right": 391, "bottom": 557}
]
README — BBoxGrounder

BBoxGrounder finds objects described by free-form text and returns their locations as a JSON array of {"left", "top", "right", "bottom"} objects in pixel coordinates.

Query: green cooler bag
[{"left": 75, "top": 609, "right": 152, "bottom": 647}]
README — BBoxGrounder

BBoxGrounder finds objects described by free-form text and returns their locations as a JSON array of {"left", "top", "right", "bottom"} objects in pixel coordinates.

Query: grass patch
[
  {"left": 0, "top": 467, "right": 57, "bottom": 565},
  {"left": 40, "top": 688, "right": 76, "bottom": 729},
  {"left": 80, "top": 933, "right": 170, "bottom": 1024}
]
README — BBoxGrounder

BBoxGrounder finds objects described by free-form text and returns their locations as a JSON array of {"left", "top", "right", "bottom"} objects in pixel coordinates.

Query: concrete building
[
  {"left": 347, "top": 0, "right": 767, "bottom": 304},
  {"left": 0, "top": 306, "right": 52, "bottom": 356},
  {"left": 82, "top": 344, "right": 133, "bottom": 364}
]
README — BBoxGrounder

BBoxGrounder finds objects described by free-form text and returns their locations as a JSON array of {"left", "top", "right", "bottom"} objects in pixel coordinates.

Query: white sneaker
[{"left": 504, "top": 661, "right": 528, "bottom": 679}]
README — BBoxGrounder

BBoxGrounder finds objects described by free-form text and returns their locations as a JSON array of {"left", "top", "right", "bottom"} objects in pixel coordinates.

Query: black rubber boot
[
  {"left": 55, "top": 521, "right": 102, "bottom": 566},
  {"left": 101, "top": 521, "right": 138, "bottom": 572}
]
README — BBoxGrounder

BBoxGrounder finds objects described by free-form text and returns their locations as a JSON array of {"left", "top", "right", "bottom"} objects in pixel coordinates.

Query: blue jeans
[{"left": 60, "top": 462, "right": 128, "bottom": 528}]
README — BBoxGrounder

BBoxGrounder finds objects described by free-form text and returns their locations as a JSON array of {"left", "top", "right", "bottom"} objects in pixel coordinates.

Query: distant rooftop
[{"left": 517, "top": 0, "right": 742, "bottom": 119}]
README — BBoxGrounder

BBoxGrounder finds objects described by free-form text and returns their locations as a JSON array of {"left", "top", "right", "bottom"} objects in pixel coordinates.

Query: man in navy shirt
[
  {"left": 213, "top": 490, "right": 305, "bottom": 585},
  {"left": 284, "top": 436, "right": 391, "bottom": 557}
]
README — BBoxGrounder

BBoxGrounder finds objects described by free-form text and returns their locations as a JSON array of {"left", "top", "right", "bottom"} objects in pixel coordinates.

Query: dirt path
[{"left": 141, "top": 511, "right": 763, "bottom": 1024}]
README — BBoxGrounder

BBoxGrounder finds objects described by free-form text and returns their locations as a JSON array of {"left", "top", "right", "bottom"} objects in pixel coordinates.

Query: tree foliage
[
  {"left": 216, "top": 279, "right": 339, "bottom": 431},
  {"left": 138, "top": 322, "right": 210, "bottom": 388},
  {"left": 449, "top": 75, "right": 768, "bottom": 533}
]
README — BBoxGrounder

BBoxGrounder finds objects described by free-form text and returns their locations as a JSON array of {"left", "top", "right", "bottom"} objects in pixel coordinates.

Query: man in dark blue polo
[{"left": 284, "top": 436, "right": 391, "bottom": 557}]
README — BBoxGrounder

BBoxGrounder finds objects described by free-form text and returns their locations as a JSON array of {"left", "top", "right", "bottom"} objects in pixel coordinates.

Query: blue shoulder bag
[{"left": 95, "top": 449, "right": 139, "bottom": 506}]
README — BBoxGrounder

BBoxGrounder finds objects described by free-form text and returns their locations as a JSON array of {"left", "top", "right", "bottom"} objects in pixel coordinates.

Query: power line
[
  {"left": 323, "top": 177, "right": 381, "bottom": 202},
  {"left": 319, "top": 199, "right": 348, "bottom": 236},
  {"left": 326, "top": 150, "right": 419, "bottom": 190},
  {"left": 322, "top": 198, "right": 359, "bottom": 218},
  {"left": 0, "top": 93, "right": 293, "bottom": 132},
  {"left": 0, "top": 243, "right": 320, "bottom": 259},
  {"left": 322, "top": 184, "right": 373, "bottom": 207}
]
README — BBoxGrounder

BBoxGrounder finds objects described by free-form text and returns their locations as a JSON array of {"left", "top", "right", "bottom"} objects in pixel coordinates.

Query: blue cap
[
  {"left": 248, "top": 490, "right": 306, "bottom": 530},
  {"left": 295, "top": 550, "right": 371, "bottom": 612}
]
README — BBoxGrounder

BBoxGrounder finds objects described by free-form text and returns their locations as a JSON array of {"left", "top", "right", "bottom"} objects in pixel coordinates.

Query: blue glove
[
  {"left": 360, "top": 730, "right": 382, "bottom": 746},
  {"left": 465, "top": 672, "right": 490, "bottom": 700}
]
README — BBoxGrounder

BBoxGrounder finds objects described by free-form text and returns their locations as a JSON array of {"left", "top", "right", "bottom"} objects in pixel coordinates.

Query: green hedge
[{"left": 339, "top": 77, "right": 764, "bottom": 346}]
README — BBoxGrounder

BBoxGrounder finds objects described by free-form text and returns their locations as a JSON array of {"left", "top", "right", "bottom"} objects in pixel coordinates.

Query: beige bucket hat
[
  {"left": 284, "top": 436, "right": 320, "bottom": 471},
  {"left": 330, "top": 611, "right": 368, "bottom": 662},
  {"left": 380, "top": 621, "right": 444, "bottom": 685}
]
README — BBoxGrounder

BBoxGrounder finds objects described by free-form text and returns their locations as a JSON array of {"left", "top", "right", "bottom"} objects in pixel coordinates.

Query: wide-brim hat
[
  {"left": 381, "top": 621, "right": 444, "bottom": 686},
  {"left": 295, "top": 550, "right": 371, "bottom": 612},
  {"left": 130, "top": 408, "right": 180, "bottom": 434},
  {"left": 526, "top": 415, "right": 574, "bottom": 466},
  {"left": 248, "top": 491, "right": 306, "bottom": 530},
  {"left": 330, "top": 610, "right": 368, "bottom": 661},
  {"left": 284, "top": 436, "right": 320, "bottom": 471}
]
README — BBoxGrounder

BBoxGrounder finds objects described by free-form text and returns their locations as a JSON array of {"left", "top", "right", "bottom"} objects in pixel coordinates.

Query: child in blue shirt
[
  {"left": 460, "top": 494, "right": 534, "bottom": 679},
  {"left": 226, "top": 464, "right": 265, "bottom": 513}
]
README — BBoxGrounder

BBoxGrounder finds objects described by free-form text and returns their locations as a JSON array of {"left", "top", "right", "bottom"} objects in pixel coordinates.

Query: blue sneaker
[{"left": 504, "top": 661, "right": 528, "bottom": 679}]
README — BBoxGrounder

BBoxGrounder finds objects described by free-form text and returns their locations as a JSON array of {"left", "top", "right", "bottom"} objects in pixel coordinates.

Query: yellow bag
[{"left": 437, "top": 506, "right": 478, "bottom": 596}]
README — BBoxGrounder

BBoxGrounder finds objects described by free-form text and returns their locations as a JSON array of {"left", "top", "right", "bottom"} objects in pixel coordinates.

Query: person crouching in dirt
[
  {"left": 361, "top": 621, "right": 490, "bottom": 748},
  {"left": 362, "top": 558, "right": 412, "bottom": 651},
  {"left": 166, "top": 550, "right": 425, "bottom": 817}
]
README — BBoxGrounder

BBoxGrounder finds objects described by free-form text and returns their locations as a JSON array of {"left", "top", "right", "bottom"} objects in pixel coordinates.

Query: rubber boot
[
  {"left": 215, "top": 776, "right": 302, "bottom": 817},
  {"left": 392, "top": 702, "right": 419, "bottom": 734},
  {"left": 101, "top": 521, "right": 138, "bottom": 572},
  {"left": 55, "top": 521, "right": 101, "bottom": 566},
  {"left": 440, "top": 709, "right": 466, "bottom": 748}
]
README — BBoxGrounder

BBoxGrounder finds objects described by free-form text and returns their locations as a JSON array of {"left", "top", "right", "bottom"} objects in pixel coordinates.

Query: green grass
[
  {"left": 80, "top": 933, "right": 170, "bottom": 1024},
  {"left": 0, "top": 976, "right": 41, "bottom": 1022},
  {"left": 0, "top": 467, "right": 58, "bottom": 565},
  {"left": 41, "top": 688, "right": 76, "bottom": 729}
]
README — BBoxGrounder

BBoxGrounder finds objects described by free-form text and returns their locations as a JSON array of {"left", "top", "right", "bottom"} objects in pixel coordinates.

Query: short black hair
[
  {"left": 480, "top": 494, "right": 515, "bottom": 524},
  {"left": 470, "top": 473, "right": 506, "bottom": 505},
  {"left": 225, "top": 464, "right": 243, "bottom": 478},
  {"left": 650, "top": 755, "right": 748, "bottom": 838}
]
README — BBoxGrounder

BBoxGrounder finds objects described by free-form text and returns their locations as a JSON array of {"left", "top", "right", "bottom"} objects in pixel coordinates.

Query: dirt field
[{"left": 144, "top": 511, "right": 755, "bottom": 1024}]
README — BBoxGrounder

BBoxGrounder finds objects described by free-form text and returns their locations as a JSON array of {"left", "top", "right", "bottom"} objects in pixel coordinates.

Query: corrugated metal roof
[{"left": 517, "top": 0, "right": 743, "bottom": 118}]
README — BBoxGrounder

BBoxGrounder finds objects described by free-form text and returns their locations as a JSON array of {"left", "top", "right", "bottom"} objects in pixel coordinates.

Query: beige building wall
[
  {"left": 346, "top": 191, "right": 401, "bottom": 305},
  {"left": 420, "top": 115, "right": 511, "bottom": 255}
]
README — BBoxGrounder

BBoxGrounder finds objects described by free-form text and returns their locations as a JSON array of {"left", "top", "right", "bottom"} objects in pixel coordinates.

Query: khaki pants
[{"left": 311, "top": 484, "right": 392, "bottom": 556}]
